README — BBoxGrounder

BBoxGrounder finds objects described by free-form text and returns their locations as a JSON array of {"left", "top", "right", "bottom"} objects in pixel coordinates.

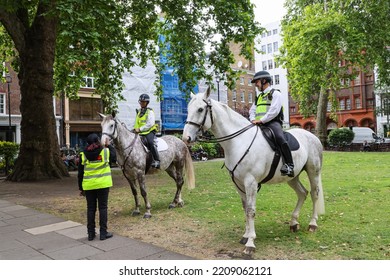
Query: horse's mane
[{"left": 215, "top": 101, "right": 251, "bottom": 127}]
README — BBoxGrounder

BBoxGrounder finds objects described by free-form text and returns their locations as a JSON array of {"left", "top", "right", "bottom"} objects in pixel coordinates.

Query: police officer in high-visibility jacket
[
  {"left": 78, "top": 133, "right": 114, "bottom": 241},
  {"left": 133, "top": 93, "right": 160, "bottom": 168},
  {"left": 249, "top": 71, "right": 294, "bottom": 177}
]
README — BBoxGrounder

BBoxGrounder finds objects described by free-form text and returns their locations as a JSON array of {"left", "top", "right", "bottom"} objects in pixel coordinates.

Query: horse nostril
[{"left": 187, "top": 136, "right": 192, "bottom": 143}]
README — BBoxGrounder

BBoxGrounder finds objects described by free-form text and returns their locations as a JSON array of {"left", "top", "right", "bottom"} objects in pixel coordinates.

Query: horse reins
[
  {"left": 185, "top": 99, "right": 214, "bottom": 134},
  {"left": 102, "top": 119, "right": 139, "bottom": 179},
  {"left": 185, "top": 99, "right": 261, "bottom": 194}
]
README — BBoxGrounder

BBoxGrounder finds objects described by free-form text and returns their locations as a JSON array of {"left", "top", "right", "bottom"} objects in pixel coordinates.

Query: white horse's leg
[
  {"left": 287, "top": 177, "right": 308, "bottom": 232},
  {"left": 239, "top": 194, "right": 249, "bottom": 245},
  {"left": 128, "top": 179, "right": 141, "bottom": 216},
  {"left": 307, "top": 170, "right": 324, "bottom": 231},
  {"left": 165, "top": 165, "right": 185, "bottom": 208},
  {"left": 242, "top": 181, "right": 258, "bottom": 255},
  {"left": 138, "top": 174, "right": 152, "bottom": 218}
]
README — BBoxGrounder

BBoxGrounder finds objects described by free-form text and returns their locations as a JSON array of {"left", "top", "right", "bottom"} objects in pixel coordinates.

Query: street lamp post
[
  {"left": 5, "top": 73, "right": 12, "bottom": 176},
  {"left": 5, "top": 73, "right": 12, "bottom": 142},
  {"left": 216, "top": 76, "right": 220, "bottom": 102}
]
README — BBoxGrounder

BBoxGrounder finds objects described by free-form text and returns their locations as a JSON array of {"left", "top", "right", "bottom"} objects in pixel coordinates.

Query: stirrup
[
  {"left": 281, "top": 164, "right": 294, "bottom": 177},
  {"left": 151, "top": 161, "right": 160, "bottom": 169}
]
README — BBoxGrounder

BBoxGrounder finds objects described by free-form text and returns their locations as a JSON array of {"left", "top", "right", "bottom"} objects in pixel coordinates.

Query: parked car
[{"left": 350, "top": 127, "right": 380, "bottom": 144}]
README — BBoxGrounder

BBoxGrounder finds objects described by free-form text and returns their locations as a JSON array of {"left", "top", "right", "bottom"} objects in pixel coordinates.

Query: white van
[{"left": 350, "top": 127, "right": 379, "bottom": 144}]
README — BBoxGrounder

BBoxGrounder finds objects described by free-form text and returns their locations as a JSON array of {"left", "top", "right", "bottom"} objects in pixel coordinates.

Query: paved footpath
[{"left": 0, "top": 199, "right": 194, "bottom": 260}]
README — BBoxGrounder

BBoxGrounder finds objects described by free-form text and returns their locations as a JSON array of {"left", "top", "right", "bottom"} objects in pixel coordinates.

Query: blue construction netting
[
  {"left": 159, "top": 35, "right": 198, "bottom": 132},
  {"left": 161, "top": 72, "right": 199, "bottom": 131}
]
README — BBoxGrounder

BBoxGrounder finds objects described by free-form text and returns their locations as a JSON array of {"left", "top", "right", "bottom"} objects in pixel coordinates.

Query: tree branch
[{"left": 0, "top": 7, "right": 27, "bottom": 53}]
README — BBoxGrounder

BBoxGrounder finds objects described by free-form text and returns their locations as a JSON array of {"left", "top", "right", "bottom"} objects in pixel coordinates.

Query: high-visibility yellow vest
[
  {"left": 255, "top": 89, "right": 284, "bottom": 122},
  {"left": 255, "top": 92, "right": 272, "bottom": 120},
  {"left": 80, "top": 148, "right": 113, "bottom": 191},
  {"left": 134, "top": 108, "right": 158, "bottom": 135}
]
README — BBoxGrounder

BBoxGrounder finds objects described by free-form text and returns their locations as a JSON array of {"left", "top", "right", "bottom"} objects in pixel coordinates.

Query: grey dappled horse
[
  {"left": 182, "top": 88, "right": 325, "bottom": 255},
  {"left": 100, "top": 114, "right": 195, "bottom": 218}
]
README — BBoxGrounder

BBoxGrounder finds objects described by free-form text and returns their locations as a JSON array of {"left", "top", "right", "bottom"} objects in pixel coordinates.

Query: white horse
[
  {"left": 100, "top": 113, "right": 195, "bottom": 218},
  {"left": 182, "top": 88, "right": 325, "bottom": 255}
]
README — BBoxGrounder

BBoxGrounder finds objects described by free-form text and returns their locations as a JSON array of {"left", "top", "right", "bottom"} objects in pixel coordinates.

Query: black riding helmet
[
  {"left": 87, "top": 133, "right": 100, "bottom": 145},
  {"left": 251, "top": 70, "right": 272, "bottom": 84},
  {"left": 138, "top": 94, "right": 150, "bottom": 102}
]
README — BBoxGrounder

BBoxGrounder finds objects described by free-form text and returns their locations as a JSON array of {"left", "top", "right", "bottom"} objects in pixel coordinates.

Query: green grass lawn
[{"left": 40, "top": 151, "right": 390, "bottom": 259}]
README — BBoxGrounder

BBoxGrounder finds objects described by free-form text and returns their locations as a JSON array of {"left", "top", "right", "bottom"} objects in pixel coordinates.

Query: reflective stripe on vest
[
  {"left": 80, "top": 149, "right": 112, "bottom": 191},
  {"left": 134, "top": 108, "right": 158, "bottom": 135},
  {"left": 255, "top": 93, "right": 271, "bottom": 120}
]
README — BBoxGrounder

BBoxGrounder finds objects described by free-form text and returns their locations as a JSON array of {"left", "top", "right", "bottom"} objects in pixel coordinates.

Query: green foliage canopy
[{"left": 0, "top": 0, "right": 263, "bottom": 112}]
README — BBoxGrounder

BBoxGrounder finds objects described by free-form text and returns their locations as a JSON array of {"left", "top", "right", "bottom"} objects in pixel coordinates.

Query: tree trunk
[
  {"left": 315, "top": 87, "right": 329, "bottom": 146},
  {"left": 8, "top": 4, "right": 68, "bottom": 181}
]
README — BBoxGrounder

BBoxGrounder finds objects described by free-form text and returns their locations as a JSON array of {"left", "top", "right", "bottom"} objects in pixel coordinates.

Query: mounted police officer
[
  {"left": 249, "top": 70, "right": 294, "bottom": 177},
  {"left": 78, "top": 133, "right": 114, "bottom": 241},
  {"left": 133, "top": 94, "right": 160, "bottom": 169}
]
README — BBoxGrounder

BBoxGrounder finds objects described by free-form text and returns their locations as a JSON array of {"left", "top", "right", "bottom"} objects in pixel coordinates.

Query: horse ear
[
  {"left": 98, "top": 112, "right": 106, "bottom": 119},
  {"left": 111, "top": 111, "right": 116, "bottom": 118},
  {"left": 190, "top": 92, "right": 196, "bottom": 99},
  {"left": 205, "top": 86, "right": 211, "bottom": 99}
]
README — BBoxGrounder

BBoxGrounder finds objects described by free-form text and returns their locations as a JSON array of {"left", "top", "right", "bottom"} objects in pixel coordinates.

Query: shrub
[
  {"left": 328, "top": 128, "right": 354, "bottom": 146},
  {"left": 0, "top": 141, "right": 20, "bottom": 171}
]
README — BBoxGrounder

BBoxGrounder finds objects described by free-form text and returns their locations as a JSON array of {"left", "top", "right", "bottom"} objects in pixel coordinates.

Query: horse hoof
[
  {"left": 132, "top": 211, "right": 141, "bottom": 216},
  {"left": 308, "top": 225, "right": 317, "bottom": 232},
  {"left": 143, "top": 213, "right": 152, "bottom": 219},
  {"left": 239, "top": 237, "right": 248, "bottom": 245},
  {"left": 290, "top": 224, "right": 300, "bottom": 232},
  {"left": 168, "top": 204, "right": 176, "bottom": 209},
  {"left": 243, "top": 246, "right": 255, "bottom": 255}
]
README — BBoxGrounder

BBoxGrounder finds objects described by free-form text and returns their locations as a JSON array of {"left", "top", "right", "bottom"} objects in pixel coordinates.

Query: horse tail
[
  {"left": 184, "top": 147, "right": 196, "bottom": 189},
  {"left": 316, "top": 172, "right": 325, "bottom": 215}
]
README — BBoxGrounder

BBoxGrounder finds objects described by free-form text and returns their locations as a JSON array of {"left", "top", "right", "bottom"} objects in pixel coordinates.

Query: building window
[
  {"left": 84, "top": 76, "right": 95, "bottom": 88},
  {"left": 262, "top": 61, "right": 267, "bottom": 70},
  {"left": 232, "top": 90, "right": 237, "bottom": 101},
  {"left": 268, "top": 59, "right": 273, "bottom": 70},
  {"left": 367, "top": 99, "right": 374, "bottom": 109},
  {"left": 290, "top": 106, "right": 296, "bottom": 114},
  {"left": 327, "top": 102, "right": 331, "bottom": 112},
  {"left": 248, "top": 78, "right": 252, "bottom": 85},
  {"left": 274, "top": 75, "right": 280, "bottom": 85},
  {"left": 273, "top": 41, "right": 279, "bottom": 52},
  {"left": 240, "top": 77, "right": 244, "bottom": 85},
  {"left": 0, "top": 94, "right": 4, "bottom": 114},
  {"left": 267, "top": 43, "right": 272, "bottom": 53},
  {"left": 346, "top": 98, "right": 351, "bottom": 110},
  {"left": 240, "top": 91, "right": 245, "bottom": 103},
  {"left": 248, "top": 92, "right": 253, "bottom": 103},
  {"left": 355, "top": 97, "right": 361, "bottom": 109},
  {"left": 354, "top": 74, "right": 361, "bottom": 85},
  {"left": 339, "top": 99, "right": 345, "bottom": 110},
  {"left": 267, "top": 30, "right": 271, "bottom": 36},
  {"left": 261, "top": 45, "right": 267, "bottom": 53},
  {"left": 273, "top": 29, "right": 278, "bottom": 35},
  {"left": 69, "top": 97, "right": 103, "bottom": 121}
]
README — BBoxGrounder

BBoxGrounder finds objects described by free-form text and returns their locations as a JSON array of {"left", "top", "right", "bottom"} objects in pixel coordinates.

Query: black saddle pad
[{"left": 261, "top": 127, "right": 300, "bottom": 151}]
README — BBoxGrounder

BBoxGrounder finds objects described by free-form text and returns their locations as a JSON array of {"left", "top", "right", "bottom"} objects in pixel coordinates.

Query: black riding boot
[
  {"left": 150, "top": 144, "right": 160, "bottom": 169},
  {"left": 280, "top": 143, "right": 294, "bottom": 177}
]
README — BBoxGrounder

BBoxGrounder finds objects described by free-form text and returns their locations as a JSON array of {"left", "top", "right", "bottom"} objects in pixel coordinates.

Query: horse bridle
[
  {"left": 185, "top": 99, "right": 214, "bottom": 136},
  {"left": 101, "top": 117, "right": 139, "bottom": 174},
  {"left": 102, "top": 118, "right": 118, "bottom": 140},
  {"left": 185, "top": 98, "right": 255, "bottom": 143}
]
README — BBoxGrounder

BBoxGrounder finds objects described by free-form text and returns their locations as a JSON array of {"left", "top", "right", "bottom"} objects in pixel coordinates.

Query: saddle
[
  {"left": 259, "top": 126, "right": 300, "bottom": 186},
  {"left": 261, "top": 126, "right": 300, "bottom": 152},
  {"left": 139, "top": 136, "right": 168, "bottom": 172}
]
